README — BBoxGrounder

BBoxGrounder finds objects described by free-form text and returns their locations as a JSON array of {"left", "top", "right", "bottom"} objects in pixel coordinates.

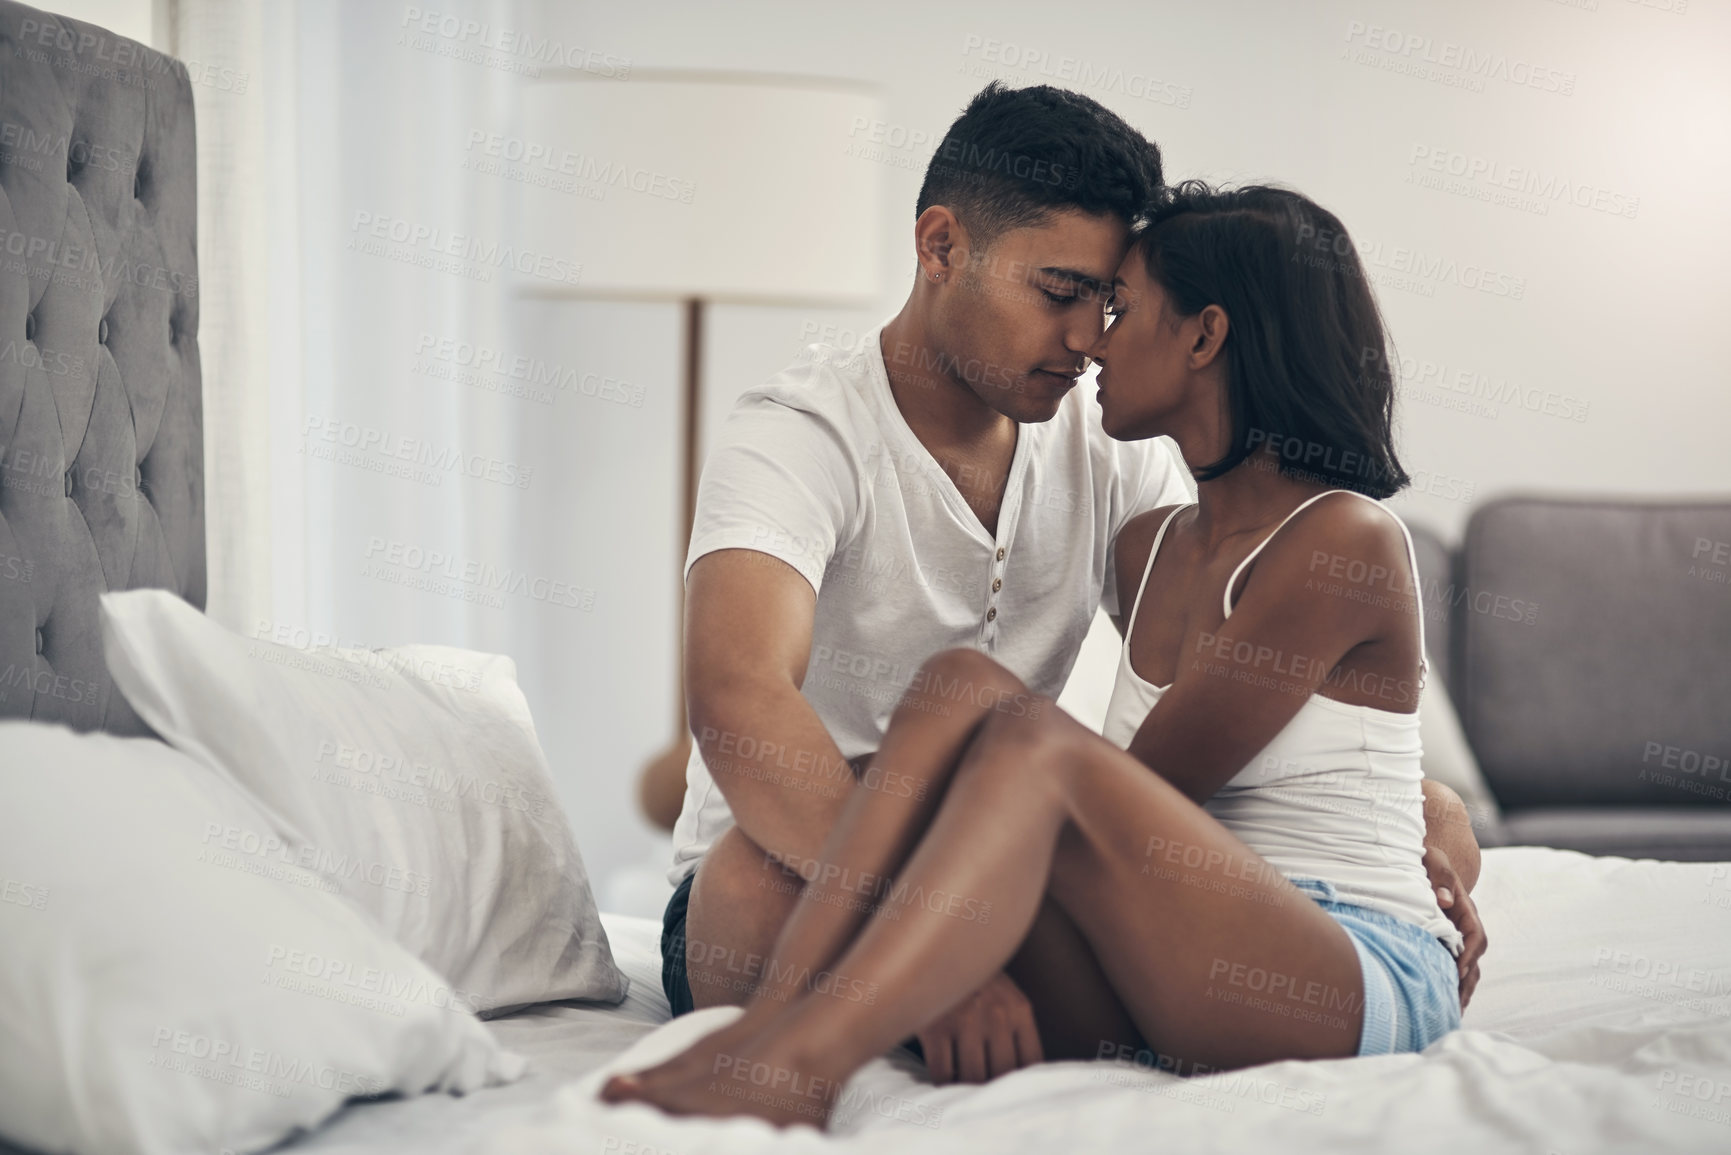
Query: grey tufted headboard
[{"left": 0, "top": 0, "right": 203, "bottom": 736}]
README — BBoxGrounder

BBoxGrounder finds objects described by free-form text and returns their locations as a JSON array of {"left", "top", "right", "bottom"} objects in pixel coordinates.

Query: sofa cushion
[
  {"left": 1499, "top": 807, "right": 1731, "bottom": 863},
  {"left": 1407, "top": 521, "right": 1456, "bottom": 696},
  {"left": 1456, "top": 497, "right": 1731, "bottom": 810}
]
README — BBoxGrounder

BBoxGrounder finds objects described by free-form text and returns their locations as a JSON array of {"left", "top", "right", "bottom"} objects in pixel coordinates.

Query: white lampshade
[{"left": 516, "top": 69, "right": 885, "bottom": 306}]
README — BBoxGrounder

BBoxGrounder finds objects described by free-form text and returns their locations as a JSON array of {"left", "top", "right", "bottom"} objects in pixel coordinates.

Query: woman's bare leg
[
  {"left": 610, "top": 649, "right": 1140, "bottom": 1097},
  {"left": 618, "top": 685, "right": 1365, "bottom": 1125}
]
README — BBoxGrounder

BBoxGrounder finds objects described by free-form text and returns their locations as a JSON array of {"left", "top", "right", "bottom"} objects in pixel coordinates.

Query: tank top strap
[
  {"left": 1221, "top": 489, "right": 1429, "bottom": 687},
  {"left": 1222, "top": 490, "right": 1354, "bottom": 620},
  {"left": 1125, "top": 505, "right": 1191, "bottom": 632}
]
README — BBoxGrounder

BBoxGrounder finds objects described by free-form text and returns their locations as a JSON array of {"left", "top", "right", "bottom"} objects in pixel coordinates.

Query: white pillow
[
  {"left": 0, "top": 722, "right": 524, "bottom": 1155},
  {"left": 99, "top": 590, "right": 627, "bottom": 1014}
]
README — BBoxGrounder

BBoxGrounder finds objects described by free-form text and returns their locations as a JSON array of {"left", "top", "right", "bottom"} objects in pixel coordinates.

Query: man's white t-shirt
[{"left": 667, "top": 328, "right": 1192, "bottom": 884}]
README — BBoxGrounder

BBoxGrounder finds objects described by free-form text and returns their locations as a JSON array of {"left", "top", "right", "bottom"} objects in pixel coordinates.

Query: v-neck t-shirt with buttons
[{"left": 667, "top": 328, "right": 1193, "bottom": 884}]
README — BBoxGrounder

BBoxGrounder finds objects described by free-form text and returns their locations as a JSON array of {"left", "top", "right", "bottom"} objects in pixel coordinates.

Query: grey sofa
[{"left": 1411, "top": 496, "right": 1731, "bottom": 861}]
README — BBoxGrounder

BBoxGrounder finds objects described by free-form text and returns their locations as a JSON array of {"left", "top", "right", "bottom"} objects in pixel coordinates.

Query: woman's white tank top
[{"left": 1100, "top": 490, "right": 1462, "bottom": 954}]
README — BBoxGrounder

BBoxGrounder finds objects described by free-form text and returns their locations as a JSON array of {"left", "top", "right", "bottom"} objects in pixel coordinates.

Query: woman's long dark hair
[{"left": 1135, "top": 182, "right": 1409, "bottom": 499}]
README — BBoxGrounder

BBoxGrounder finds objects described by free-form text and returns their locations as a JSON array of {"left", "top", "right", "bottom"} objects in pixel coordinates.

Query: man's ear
[
  {"left": 914, "top": 205, "right": 965, "bottom": 282},
  {"left": 1190, "top": 304, "right": 1230, "bottom": 369}
]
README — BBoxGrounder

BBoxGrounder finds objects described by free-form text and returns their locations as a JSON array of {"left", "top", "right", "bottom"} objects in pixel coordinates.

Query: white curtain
[
  {"left": 164, "top": 0, "right": 692, "bottom": 907},
  {"left": 168, "top": 0, "right": 521, "bottom": 643},
  {"left": 164, "top": 0, "right": 276, "bottom": 630}
]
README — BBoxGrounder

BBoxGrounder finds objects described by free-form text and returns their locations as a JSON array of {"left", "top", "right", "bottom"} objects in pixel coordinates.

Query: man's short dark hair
[{"left": 916, "top": 82, "right": 1164, "bottom": 247}]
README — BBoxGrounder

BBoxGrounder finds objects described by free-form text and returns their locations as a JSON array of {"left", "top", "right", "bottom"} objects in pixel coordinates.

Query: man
[{"left": 661, "top": 81, "right": 1485, "bottom": 1084}]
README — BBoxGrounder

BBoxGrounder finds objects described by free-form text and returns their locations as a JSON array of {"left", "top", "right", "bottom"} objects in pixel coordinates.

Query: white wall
[
  {"left": 504, "top": 0, "right": 1727, "bottom": 899},
  {"left": 208, "top": 0, "right": 1725, "bottom": 911}
]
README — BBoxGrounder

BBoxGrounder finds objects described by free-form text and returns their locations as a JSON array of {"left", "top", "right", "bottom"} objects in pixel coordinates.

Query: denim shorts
[{"left": 1287, "top": 876, "right": 1462, "bottom": 1056}]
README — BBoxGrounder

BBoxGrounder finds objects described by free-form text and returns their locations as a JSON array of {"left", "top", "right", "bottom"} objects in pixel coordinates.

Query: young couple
[{"left": 608, "top": 81, "right": 1489, "bottom": 1127}]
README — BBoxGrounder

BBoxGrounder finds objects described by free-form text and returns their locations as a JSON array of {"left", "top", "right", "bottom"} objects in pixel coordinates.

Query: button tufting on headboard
[{"left": 0, "top": 0, "right": 206, "bottom": 735}]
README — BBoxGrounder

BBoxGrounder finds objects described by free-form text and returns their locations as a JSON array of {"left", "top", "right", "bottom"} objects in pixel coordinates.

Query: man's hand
[
  {"left": 916, "top": 971, "right": 1044, "bottom": 1085},
  {"left": 1424, "top": 845, "right": 1486, "bottom": 1009}
]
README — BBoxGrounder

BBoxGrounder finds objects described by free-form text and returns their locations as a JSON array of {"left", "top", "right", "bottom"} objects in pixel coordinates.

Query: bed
[
  {"left": 206, "top": 846, "right": 1722, "bottom": 1155},
  {"left": 1, "top": 4, "right": 1728, "bottom": 1154}
]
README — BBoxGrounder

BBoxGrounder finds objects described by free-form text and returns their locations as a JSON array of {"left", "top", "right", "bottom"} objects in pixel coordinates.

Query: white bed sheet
[
  {"left": 272, "top": 846, "right": 1731, "bottom": 1154},
  {"left": 262, "top": 912, "right": 674, "bottom": 1154}
]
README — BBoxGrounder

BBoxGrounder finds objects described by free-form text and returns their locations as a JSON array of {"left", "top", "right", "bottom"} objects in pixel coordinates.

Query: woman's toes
[{"left": 599, "top": 1072, "right": 646, "bottom": 1103}]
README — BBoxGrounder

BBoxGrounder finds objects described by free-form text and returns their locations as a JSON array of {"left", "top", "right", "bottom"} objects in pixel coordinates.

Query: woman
[{"left": 604, "top": 183, "right": 1473, "bottom": 1126}]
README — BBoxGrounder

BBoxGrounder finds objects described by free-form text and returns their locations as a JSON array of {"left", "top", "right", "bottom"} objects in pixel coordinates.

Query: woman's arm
[{"left": 1124, "top": 496, "right": 1419, "bottom": 802}]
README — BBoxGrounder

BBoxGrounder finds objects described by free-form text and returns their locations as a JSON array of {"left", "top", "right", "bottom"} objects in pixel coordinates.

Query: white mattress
[{"left": 279, "top": 846, "right": 1731, "bottom": 1154}]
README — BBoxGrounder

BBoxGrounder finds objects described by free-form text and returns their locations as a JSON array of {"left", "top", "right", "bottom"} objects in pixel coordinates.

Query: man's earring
[{"left": 930, "top": 271, "right": 943, "bottom": 282}]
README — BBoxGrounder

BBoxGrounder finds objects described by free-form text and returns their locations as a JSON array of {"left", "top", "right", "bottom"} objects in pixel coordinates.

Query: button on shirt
[{"left": 668, "top": 328, "right": 1192, "bottom": 883}]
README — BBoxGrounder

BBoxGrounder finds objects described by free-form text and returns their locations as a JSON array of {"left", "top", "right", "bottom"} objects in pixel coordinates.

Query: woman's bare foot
[
  {"left": 600, "top": 1002, "right": 781, "bottom": 1101},
  {"left": 606, "top": 1030, "right": 851, "bottom": 1129}
]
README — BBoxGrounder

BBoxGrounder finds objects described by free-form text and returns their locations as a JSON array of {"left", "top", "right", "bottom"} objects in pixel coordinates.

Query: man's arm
[
  {"left": 684, "top": 548, "right": 853, "bottom": 864},
  {"left": 1420, "top": 778, "right": 1487, "bottom": 1007},
  {"left": 1421, "top": 778, "right": 1480, "bottom": 892}
]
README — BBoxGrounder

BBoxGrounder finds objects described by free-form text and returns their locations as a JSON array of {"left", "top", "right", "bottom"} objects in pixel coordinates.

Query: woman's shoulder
[
  {"left": 1247, "top": 491, "right": 1415, "bottom": 603},
  {"left": 1113, "top": 504, "right": 1192, "bottom": 596}
]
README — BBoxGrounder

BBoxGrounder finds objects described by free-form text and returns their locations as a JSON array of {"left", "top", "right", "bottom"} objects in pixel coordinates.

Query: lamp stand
[{"left": 637, "top": 297, "right": 704, "bottom": 830}]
